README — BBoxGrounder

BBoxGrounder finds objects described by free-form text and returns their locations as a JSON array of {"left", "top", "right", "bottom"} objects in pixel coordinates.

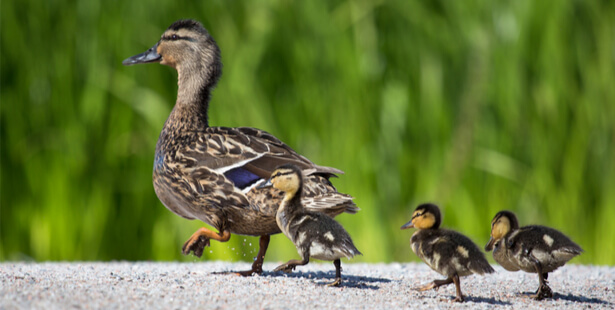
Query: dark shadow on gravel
[
  {"left": 262, "top": 270, "right": 391, "bottom": 290},
  {"left": 463, "top": 296, "right": 512, "bottom": 305},
  {"left": 517, "top": 291, "right": 612, "bottom": 306},
  {"left": 554, "top": 293, "right": 612, "bottom": 305},
  {"left": 413, "top": 294, "right": 512, "bottom": 305}
]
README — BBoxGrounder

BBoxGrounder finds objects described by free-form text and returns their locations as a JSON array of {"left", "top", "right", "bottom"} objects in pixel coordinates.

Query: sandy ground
[{"left": 1, "top": 261, "right": 613, "bottom": 309}]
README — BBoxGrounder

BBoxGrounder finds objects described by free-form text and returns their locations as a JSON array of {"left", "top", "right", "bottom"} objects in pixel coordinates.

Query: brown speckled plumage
[{"left": 123, "top": 19, "right": 357, "bottom": 275}]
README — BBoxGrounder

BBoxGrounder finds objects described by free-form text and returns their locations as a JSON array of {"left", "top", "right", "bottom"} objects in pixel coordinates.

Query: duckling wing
[
  {"left": 492, "top": 239, "right": 521, "bottom": 271},
  {"left": 301, "top": 193, "right": 358, "bottom": 215},
  {"left": 506, "top": 225, "right": 583, "bottom": 272},
  {"left": 414, "top": 230, "right": 494, "bottom": 277}
]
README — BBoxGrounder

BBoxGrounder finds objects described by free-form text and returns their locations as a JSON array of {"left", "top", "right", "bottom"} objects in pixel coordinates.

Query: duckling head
[
  {"left": 259, "top": 164, "right": 304, "bottom": 198},
  {"left": 400, "top": 203, "right": 441, "bottom": 230},
  {"left": 123, "top": 19, "right": 222, "bottom": 93},
  {"left": 485, "top": 210, "right": 519, "bottom": 251}
]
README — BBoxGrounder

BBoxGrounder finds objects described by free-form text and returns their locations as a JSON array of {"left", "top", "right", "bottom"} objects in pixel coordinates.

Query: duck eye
[{"left": 171, "top": 34, "right": 179, "bottom": 40}]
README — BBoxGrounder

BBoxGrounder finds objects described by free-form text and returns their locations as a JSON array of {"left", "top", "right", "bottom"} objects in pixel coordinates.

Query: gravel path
[{"left": 1, "top": 262, "right": 613, "bottom": 309}]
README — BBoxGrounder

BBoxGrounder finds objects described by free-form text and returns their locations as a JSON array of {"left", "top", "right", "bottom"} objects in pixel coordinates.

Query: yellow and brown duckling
[
  {"left": 123, "top": 19, "right": 358, "bottom": 275},
  {"left": 259, "top": 164, "right": 361, "bottom": 286},
  {"left": 485, "top": 210, "right": 583, "bottom": 300},
  {"left": 401, "top": 203, "right": 494, "bottom": 302}
]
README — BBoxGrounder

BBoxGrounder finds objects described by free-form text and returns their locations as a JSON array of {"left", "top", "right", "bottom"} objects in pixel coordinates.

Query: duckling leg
[
  {"left": 274, "top": 258, "right": 309, "bottom": 273},
  {"left": 417, "top": 277, "right": 453, "bottom": 292},
  {"left": 451, "top": 274, "right": 464, "bottom": 302},
  {"left": 235, "top": 235, "right": 270, "bottom": 276},
  {"left": 181, "top": 227, "right": 231, "bottom": 257},
  {"left": 326, "top": 259, "right": 343, "bottom": 287},
  {"left": 531, "top": 273, "right": 550, "bottom": 295},
  {"left": 529, "top": 257, "right": 553, "bottom": 300}
]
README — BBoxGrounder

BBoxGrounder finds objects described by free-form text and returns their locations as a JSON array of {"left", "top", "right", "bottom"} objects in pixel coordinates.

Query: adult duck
[{"left": 123, "top": 19, "right": 357, "bottom": 275}]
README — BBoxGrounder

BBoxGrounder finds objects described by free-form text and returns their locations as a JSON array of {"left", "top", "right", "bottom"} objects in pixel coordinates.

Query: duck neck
[
  {"left": 169, "top": 59, "right": 221, "bottom": 130},
  {"left": 275, "top": 187, "right": 302, "bottom": 237},
  {"left": 278, "top": 182, "right": 304, "bottom": 218},
  {"left": 285, "top": 188, "right": 303, "bottom": 209}
]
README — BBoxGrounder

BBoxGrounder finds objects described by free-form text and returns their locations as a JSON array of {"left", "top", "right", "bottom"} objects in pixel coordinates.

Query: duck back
[
  {"left": 411, "top": 229, "right": 494, "bottom": 277},
  {"left": 507, "top": 225, "right": 583, "bottom": 273}
]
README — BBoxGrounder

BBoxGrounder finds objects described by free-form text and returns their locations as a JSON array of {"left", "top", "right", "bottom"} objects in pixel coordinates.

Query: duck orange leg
[{"left": 182, "top": 227, "right": 231, "bottom": 257}]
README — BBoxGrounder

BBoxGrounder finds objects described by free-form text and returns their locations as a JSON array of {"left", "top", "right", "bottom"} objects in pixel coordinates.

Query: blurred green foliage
[{"left": 2, "top": 0, "right": 614, "bottom": 265}]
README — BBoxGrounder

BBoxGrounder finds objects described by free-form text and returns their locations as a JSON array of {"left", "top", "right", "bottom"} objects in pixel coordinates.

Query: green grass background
[{"left": 2, "top": 0, "right": 614, "bottom": 265}]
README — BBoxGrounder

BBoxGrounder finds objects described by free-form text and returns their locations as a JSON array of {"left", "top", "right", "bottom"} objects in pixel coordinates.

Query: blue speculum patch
[
  {"left": 224, "top": 167, "right": 261, "bottom": 189},
  {"left": 154, "top": 154, "right": 165, "bottom": 171}
]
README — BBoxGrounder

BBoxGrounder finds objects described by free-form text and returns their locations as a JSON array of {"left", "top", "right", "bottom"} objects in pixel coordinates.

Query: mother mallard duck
[{"left": 122, "top": 19, "right": 357, "bottom": 275}]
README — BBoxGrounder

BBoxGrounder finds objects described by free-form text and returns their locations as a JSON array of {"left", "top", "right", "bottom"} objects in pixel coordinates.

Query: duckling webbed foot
[
  {"left": 530, "top": 283, "right": 553, "bottom": 300},
  {"left": 326, "top": 278, "right": 342, "bottom": 287},
  {"left": 417, "top": 276, "right": 464, "bottom": 302},
  {"left": 182, "top": 227, "right": 231, "bottom": 257},
  {"left": 416, "top": 277, "right": 454, "bottom": 291},
  {"left": 274, "top": 258, "right": 309, "bottom": 274},
  {"left": 274, "top": 263, "right": 297, "bottom": 273}
]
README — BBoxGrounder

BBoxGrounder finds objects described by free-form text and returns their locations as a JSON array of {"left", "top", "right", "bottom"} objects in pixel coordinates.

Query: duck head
[
  {"left": 485, "top": 210, "right": 519, "bottom": 251},
  {"left": 401, "top": 203, "right": 441, "bottom": 230},
  {"left": 123, "top": 19, "right": 222, "bottom": 101},
  {"left": 258, "top": 164, "right": 304, "bottom": 198}
]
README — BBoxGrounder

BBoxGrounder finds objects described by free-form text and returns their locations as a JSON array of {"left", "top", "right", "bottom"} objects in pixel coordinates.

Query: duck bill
[
  {"left": 400, "top": 220, "right": 414, "bottom": 230},
  {"left": 256, "top": 178, "right": 273, "bottom": 189},
  {"left": 484, "top": 236, "right": 496, "bottom": 252},
  {"left": 122, "top": 43, "right": 161, "bottom": 66}
]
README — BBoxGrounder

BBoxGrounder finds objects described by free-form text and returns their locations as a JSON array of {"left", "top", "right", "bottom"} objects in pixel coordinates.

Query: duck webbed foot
[
  {"left": 327, "top": 278, "right": 342, "bottom": 287},
  {"left": 273, "top": 262, "right": 298, "bottom": 273},
  {"left": 182, "top": 227, "right": 231, "bottom": 257},
  {"left": 416, "top": 277, "right": 454, "bottom": 292},
  {"left": 530, "top": 282, "right": 553, "bottom": 300},
  {"left": 274, "top": 258, "right": 309, "bottom": 274}
]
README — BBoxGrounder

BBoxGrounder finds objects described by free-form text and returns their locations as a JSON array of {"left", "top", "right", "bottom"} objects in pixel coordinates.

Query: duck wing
[{"left": 181, "top": 126, "right": 343, "bottom": 190}]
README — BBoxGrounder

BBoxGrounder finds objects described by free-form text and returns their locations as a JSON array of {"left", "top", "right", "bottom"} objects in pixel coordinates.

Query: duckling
[
  {"left": 485, "top": 210, "right": 583, "bottom": 300},
  {"left": 259, "top": 164, "right": 361, "bottom": 286},
  {"left": 401, "top": 203, "right": 494, "bottom": 302},
  {"left": 122, "top": 19, "right": 358, "bottom": 275}
]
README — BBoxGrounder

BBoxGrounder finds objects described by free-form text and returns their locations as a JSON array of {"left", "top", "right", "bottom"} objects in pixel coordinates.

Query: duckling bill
[
  {"left": 123, "top": 19, "right": 358, "bottom": 276},
  {"left": 401, "top": 203, "right": 494, "bottom": 302},
  {"left": 260, "top": 164, "right": 361, "bottom": 286},
  {"left": 485, "top": 210, "right": 583, "bottom": 300}
]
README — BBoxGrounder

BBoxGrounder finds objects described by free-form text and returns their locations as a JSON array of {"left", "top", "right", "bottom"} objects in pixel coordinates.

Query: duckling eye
[{"left": 171, "top": 34, "right": 179, "bottom": 40}]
